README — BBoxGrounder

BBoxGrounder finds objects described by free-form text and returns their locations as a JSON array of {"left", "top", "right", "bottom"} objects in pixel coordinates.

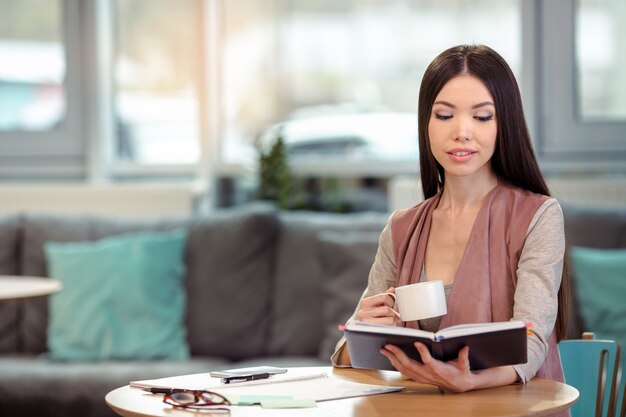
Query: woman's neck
[{"left": 439, "top": 172, "right": 498, "bottom": 213}]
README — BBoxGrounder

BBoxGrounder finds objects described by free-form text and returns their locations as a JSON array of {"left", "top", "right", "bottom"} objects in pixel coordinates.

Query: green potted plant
[{"left": 257, "top": 127, "right": 292, "bottom": 209}]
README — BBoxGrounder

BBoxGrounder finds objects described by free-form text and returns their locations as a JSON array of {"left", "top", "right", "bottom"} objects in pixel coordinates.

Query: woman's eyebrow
[
  {"left": 432, "top": 100, "right": 495, "bottom": 109},
  {"left": 472, "top": 101, "right": 495, "bottom": 109},
  {"left": 433, "top": 100, "right": 455, "bottom": 108}
]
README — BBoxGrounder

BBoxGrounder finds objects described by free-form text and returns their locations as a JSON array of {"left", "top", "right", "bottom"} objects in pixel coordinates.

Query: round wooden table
[
  {"left": 106, "top": 366, "right": 578, "bottom": 417},
  {"left": 0, "top": 276, "right": 62, "bottom": 301}
]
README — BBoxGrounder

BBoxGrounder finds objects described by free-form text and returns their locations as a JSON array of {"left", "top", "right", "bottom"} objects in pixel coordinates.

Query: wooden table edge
[{"left": 105, "top": 367, "right": 580, "bottom": 417}]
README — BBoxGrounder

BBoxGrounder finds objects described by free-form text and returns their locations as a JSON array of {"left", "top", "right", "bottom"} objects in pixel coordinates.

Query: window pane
[
  {"left": 0, "top": 0, "right": 65, "bottom": 131},
  {"left": 576, "top": 0, "right": 626, "bottom": 121},
  {"left": 114, "top": 0, "right": 201, "bottom": 164},
  {"left": 221, "top": 0, "right": 521, "bottom": 166}
]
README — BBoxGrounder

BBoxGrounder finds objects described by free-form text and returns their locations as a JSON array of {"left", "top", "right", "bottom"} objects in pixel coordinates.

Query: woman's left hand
[{"left": 380, "top": 342, "right": 475, "bottom": 393}]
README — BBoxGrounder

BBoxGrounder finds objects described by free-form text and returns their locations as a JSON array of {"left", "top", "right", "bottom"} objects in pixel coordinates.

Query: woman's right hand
[
  {"left": 337, "top": 288, "right": 399, "bottom": 366},
  {"left": 356, "top": 287, "right": 401, "bottom": 326}
]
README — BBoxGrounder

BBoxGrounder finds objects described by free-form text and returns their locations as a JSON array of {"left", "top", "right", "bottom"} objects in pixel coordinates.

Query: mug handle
[{"left": 385, "top": 292, "right": 402, "bottom": 319}]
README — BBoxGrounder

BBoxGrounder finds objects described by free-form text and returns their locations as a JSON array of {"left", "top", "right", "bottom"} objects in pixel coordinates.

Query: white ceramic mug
[{"left": 388, "top": 280, "right": 447, "bottom": 321}]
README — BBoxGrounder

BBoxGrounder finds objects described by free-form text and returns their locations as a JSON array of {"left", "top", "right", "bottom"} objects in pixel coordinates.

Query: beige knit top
[{"left": 332, "top": 198, "right": 565, "bottom": 383}]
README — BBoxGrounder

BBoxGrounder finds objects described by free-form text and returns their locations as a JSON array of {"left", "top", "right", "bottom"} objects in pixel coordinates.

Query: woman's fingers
[
  {"left": 357, "top": 305, "right": 397, "bottom": 321},
  {"left": 356, "top": 288, "right": 400, "bottom": 324},
  {"left": 380, "top": 344, "right": 431, "bottom": 382},
  {"left": 456, "top": 346, "right": 471, "bottom": 372},
  {"left": 381, "top": 343, "right": 475, "bottom": 393},
  {"left": 362, "top": 316, "right": 396, "bottom": 326},
  {"left": 413, "top": 342, "right": 435, "bottom": 365},
  {"left": 379, "top": 345, "right": 407, "bottom": 371},
  {"left": 360, "top": 290, "right": 396, "bottom": 309},
  {"left": 382, "top": 344, "right": 418, "bottom": 371}
]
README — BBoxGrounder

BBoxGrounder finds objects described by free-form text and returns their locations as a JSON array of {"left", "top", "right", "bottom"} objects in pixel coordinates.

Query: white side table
[{"left": 0, "top": 276, "right": 62, "bottom": 301}]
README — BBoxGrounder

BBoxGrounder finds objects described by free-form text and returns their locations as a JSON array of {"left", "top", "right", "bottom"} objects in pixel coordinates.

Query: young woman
[{"left": 332, "top": 45, "right": 568, "bottom": 395}]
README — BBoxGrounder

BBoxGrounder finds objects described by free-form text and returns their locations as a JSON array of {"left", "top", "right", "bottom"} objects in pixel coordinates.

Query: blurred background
[{"left": 0, "top": 0, "right": 624, "bottom": 214}]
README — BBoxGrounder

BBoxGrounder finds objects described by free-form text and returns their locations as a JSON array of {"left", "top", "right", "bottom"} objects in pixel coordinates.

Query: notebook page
[
  {"left": 131, "top": 370, "right": 403, "bottom": 402},
  {"left": 210, "top": 372, "right": 403, "bottom": 402},
  {"left": 436, "top": 320, "right": 525, "bottom": 339}
]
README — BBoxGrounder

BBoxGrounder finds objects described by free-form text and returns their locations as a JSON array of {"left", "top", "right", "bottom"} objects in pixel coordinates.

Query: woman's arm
[{"left": 512, "top": 198, "right": 565, "bottom": 382}]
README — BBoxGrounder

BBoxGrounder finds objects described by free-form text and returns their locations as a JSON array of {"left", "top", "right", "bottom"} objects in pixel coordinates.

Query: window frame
[
  {"left": 536, "top": 0, "right": 626, "bottom": 173},
  {"left": 0, "top": 0, "right": 84, "bottom": 179},
  {"left": 1, "top": 0, "right": 624, "bottom": 184},
  {"left": 106, "top": 0, "right": 207, "bottom": 181}
]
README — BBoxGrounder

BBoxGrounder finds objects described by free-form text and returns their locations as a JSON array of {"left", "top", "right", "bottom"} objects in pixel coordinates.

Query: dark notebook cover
[{"left": 344, "top": 321, "right": 527, "bottom": 371}]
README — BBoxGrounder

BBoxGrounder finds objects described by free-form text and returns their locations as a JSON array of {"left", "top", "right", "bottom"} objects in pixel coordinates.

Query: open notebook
[
  {"left": 344, "top": 320, "right": 528, "bottom": 371},
  {"left": 131, "top": 369, "right": 403, "bottom": 403}
]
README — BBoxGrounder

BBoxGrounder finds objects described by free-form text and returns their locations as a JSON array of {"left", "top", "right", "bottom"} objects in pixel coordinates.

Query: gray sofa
[
  {"left": 0, "top": 203, "right": 623, "bottom": 417},
  {"left": 0, "top": 204, "right": 388, "bottom": 417}
]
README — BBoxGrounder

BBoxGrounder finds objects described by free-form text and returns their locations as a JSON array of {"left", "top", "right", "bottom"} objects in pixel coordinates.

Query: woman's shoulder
[
  {"left": 501, "top": 182, "right": 562, "bottom": 214},
  {"left": 496, "top": 181, "right": 560, "bottom": 215},
  {"left": 531, "top": 197, "right": 563, "bottom": 226},
  {"left": 497, "top": 180, "right": 549, "bottom": 201}
]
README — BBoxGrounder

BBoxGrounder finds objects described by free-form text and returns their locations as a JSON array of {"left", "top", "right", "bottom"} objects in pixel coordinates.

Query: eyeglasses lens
[
  {"left": 168, "top": 392, "right": 197, "bottom": 406},
  {"left": 200, "top": 392, "right": 228, "bottom": 405},
  {"left": 165, "top": 390, "right": 230, "bottom": 408}
]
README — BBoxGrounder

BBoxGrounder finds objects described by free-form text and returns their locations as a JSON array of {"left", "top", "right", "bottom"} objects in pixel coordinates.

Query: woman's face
[{"left": 428, "top": 74, "right": 497, "bottom": 181}]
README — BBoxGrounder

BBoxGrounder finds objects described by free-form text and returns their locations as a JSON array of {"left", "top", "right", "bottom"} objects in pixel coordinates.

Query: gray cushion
[
  {"left": 317, "top": 231, "right": 380, "bottom": 361},
  {"left": 561, "top": 204, "right": 626, "bottom": 339},
  {"left": 562, "top": 204, "right": 626, "bottom": 249},
  {"left": 19, "top": 214, "right": 188, "bottom": 354},
  {"left": 0, "top": 356, "right": 230, "bottom": 417},
  {"left": 0, "top": 215, "right": 22, "bottom": 353},
  {"left": 269, "top": 211, "right": 387, "bottom": 357},
  {"left": 184, "top": 205, "right": 279, "bottom": 359}
]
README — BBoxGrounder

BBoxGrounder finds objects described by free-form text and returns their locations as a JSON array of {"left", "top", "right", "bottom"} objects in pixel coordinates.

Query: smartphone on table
[{"left": 209, "top": 366, "right": 288, "bottom": 381}]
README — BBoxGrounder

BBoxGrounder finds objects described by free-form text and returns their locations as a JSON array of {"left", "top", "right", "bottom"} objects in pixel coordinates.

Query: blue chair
[
  {"left": 559, "top": 333, "right": 621, "bottom": 417},
  {"left": 619, "top": 377, "right": 625, "bottom": 417}
]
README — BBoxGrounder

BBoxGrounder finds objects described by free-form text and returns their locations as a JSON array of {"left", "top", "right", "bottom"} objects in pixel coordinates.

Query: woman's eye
[
  {"left": 475, "top": 115, "right": 493, "bottom": 122},
  {"left": 435, "top": 114, "right": 453, "bottom": 120}
]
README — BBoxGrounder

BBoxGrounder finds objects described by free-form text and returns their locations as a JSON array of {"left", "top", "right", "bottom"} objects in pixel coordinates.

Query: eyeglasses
[{"left": 163, "top": 389, "right": 231, "bottom": 412}]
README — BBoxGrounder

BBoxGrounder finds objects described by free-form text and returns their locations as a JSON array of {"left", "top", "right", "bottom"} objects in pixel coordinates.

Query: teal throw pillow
[
  {"left": 45, "top": 229, "right": 189, "bottom": 361},
  {"left": 569, "top": 246, "right": 626, "bottom": 412},
  {"left": 569, "top": 246, "right": 626, "bottom": 340}
]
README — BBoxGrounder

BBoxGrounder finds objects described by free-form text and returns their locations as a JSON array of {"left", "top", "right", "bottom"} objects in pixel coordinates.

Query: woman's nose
[{"left": 453, "top": 117, "right": 472, "bottom": 141}]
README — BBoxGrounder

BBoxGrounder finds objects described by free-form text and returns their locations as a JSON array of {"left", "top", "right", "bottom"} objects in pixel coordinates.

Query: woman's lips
[{"left": 447, "top": 149, "right": 477, "bottom": 162}]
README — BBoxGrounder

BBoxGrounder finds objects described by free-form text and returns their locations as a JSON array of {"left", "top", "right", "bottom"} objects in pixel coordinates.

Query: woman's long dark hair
[{"left": 417, "top": 44, "right": 569, "bottom": 340}]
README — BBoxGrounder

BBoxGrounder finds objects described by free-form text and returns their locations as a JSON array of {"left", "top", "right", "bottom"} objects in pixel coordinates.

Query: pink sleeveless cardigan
[{"left": 390, "top": 181, "right": 564, "bottom": 383}]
